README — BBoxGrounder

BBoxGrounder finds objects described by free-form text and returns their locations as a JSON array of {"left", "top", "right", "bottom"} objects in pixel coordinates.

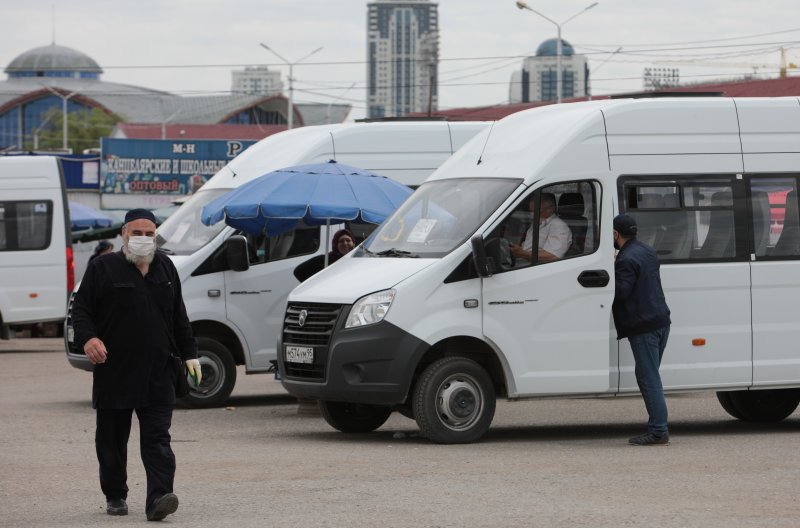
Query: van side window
[
  {"left": 246, "top": 223, "right": 320, "bottom": 265},
  {"left": 0, "top": 201, "right": 53, "bottom": 251},
  {"left": 620, "top": 177, "right": 738, "bottom": 261},
  {"left": 750, "top": 177, "right": 800, "bottom": 258},
  {"left": 484, "top": 180, "right": 600, "bottom": 272}
]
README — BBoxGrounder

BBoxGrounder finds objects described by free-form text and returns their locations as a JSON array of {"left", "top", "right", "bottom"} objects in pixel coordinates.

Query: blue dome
[
  {"left": 536, "top": 38, "right": 574, "bottom": 57},
  {"left": 5, "top": 43, "right": 103, "bottom": 75}
]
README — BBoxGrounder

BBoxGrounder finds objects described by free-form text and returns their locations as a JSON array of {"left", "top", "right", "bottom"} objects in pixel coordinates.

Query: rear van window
[{"left": 0, "top": 200, "right": 53, "bottom": 251}]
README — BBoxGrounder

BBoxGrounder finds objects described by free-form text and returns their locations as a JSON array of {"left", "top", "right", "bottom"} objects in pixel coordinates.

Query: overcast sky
[{"left": 2, "top": 0, "right": 798, "bottom": 120}]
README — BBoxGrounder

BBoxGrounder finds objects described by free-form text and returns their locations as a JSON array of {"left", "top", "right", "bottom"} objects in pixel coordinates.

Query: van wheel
[
  {"left": 179, "top": 337, "right": 237, "bottom": 409},
  {"left": 319, "top": 401, "right": 392, "bottom": 433},
  {"left": 413, "top": 357, "right": 496, "bottom": 444},
  {"left": 716, "top": 389, "right": 800, "bottom": 422}
]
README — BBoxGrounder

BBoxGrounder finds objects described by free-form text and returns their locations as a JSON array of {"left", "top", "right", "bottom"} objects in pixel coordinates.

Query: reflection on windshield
[
  {"left": 360, "top": 178, "right": 520, "bottom": 258},
  {"left": 157, "top": 189, "right": 231, "bottom": 255}
]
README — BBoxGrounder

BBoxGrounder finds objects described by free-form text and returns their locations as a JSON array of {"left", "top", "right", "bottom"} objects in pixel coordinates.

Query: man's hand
[
  {"left": 509, "top": 243, "right": 530, "bottom": 260},
  {"left": 185, "top": 359, "right": 202, "bottom": 386},
  {"left": 83, "top": 337, "right": 108, "bottom": 364}
]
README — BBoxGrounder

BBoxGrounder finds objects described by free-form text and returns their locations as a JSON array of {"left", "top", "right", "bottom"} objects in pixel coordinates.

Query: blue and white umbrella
[
  {"left": 68, "top": 202, "right": 113, "bottom": 231},
  {"left": 200, "top": 160, "right": 413, "bottom": 264}
]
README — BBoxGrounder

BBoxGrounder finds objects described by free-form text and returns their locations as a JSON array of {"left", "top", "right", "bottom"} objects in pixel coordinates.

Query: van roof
[
  {"left": 0, "top": 155, "right": 62, "bottom": 190},
  {"left": 430, "top": 97, "right": 800, "bottom": 185}
]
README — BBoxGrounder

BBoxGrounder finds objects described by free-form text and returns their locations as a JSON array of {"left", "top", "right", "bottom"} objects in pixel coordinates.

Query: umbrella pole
[{"left": 324, "top": 219, "right": 330, "bottom": 267}]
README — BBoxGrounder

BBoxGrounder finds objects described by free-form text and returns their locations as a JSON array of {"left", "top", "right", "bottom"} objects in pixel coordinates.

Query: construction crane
[{"left": 656, "top": 47, "right": 798, "bottom": 78}]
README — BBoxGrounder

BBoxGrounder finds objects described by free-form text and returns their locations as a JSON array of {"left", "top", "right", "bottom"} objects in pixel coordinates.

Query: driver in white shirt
[{"left": 509, "top": 193, "right": 572, "bottom": 263}]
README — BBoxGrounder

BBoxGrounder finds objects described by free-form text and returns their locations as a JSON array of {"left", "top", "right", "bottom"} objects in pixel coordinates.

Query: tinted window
[
  {"left": 750, "top": 177, "right": 800, "bottom": 258},
  {"left": 621, "top": 177, "right": 738, "bottom": 261},
  {"left": 0, "top": 200, "right": 53, "bottom": 251}
]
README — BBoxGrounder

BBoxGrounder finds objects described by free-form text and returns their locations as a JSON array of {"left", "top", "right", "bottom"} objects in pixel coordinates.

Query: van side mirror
[
  {"left": 470, "top": 235, "right": 492, "bottom": 277},
  {"left": 226, "top": 235, "right": 250, "bottom": 272}
]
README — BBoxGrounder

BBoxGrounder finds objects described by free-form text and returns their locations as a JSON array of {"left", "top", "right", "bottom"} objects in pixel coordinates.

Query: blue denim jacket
[{"left": 612, "top": 238, "right": 671, "bottom": 339}]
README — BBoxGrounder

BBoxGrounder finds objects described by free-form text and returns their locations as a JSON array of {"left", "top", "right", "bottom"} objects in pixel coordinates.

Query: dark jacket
[
  {"left": 612, "top": 238, "right": 671, "bottom": 339},
  {"left": 71, "top": 250, "right": 197, "bottom": 409}
]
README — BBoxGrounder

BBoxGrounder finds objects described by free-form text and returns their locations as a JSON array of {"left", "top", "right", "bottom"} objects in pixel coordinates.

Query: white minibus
[
  {"left": 0, "top": 156, "right": 73, "bottom": 338},
  {"left": 278, "top": 96, "right": 800, "bottom": 443},
  {"left": 65, "top": 121, "right": 490, "bottom": 407}
]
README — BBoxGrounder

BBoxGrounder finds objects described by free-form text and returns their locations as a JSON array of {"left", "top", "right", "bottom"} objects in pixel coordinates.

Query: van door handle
[{"left": 577, "top": 270, "right": 610, "bottom": 288}]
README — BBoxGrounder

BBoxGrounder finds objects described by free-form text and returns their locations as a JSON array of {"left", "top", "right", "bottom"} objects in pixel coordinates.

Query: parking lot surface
[{"left": 2, "top": 339, "right": 799, "bottom": 527}]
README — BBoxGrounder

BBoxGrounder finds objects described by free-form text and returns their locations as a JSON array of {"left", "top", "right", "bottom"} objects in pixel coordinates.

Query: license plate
[
  {"left": 285, "top": 345, "right": 314, "bottom": 364},
  {"left": 67, "top": 326, "right": 74, "bottom": 343}
]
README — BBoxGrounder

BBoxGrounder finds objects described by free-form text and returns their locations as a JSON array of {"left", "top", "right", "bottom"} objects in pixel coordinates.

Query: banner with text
[{"left": 100, "top": 138, "right": 256, "bottom": 195}]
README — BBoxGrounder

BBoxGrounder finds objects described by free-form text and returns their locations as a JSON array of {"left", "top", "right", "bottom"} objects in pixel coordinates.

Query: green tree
[{"left": 36, "top": 107, "right": 120, "bottom": 153}]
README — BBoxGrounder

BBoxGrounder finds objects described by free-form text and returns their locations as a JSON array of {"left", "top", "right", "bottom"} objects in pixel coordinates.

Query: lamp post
[
  {"left": 40, "top": 85, "right": 78, "bottom": 150},
  {"left": 515, "top": 1, "right": 598, "bottom": 104},
  {"left": 259, "top": 43, "right": 323, "bottom": 130}
]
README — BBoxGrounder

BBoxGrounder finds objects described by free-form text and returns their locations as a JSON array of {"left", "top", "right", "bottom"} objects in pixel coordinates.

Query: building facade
[
  {"left": 0, "top": 43, "right": 351, "bottom": 152},
  {"left": 367, "top": 0, "right": 439, "bottom": 118},
  {"left": 231, "top": 65, "right": 284, "bottom": 96},
  {"left": 509, "top": 38, "right": 589, "bottom": 103}
]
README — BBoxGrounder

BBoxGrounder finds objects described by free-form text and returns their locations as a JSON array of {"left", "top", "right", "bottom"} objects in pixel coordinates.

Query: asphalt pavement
[{"left": 2, "top": 338, "right": 800, "bottom": 527}]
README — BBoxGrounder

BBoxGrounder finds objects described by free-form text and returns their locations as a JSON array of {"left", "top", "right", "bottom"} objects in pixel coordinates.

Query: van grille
[{"left": 282, "top": 302, "right": 342, "bottom": 380}]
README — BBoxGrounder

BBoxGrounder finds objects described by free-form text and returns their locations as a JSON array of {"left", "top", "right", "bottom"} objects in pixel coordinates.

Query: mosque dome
[
  {"left": 535, "top": 38, "right": 575, "bottom": 57},
  {"left": 5, "top": 43, "right": 103, "bottom": 76}
]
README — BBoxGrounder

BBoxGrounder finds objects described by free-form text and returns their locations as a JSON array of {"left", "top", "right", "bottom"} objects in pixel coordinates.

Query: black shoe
[
  {"left": 106, "top": 498, "right": 128, "bottom": 516},
  {"left": 146, "top": 493, "right": 179, "bottom": 521},
  {"left": 628, "top": 432, "right": 670, "bottom": 446}
]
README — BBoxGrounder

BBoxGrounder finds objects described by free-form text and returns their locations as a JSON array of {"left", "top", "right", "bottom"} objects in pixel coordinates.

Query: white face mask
[{"left": 126, "top": 235, "right": 156, "bottom": 257}]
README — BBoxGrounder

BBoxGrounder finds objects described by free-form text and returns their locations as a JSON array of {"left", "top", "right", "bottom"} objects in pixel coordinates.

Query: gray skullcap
[
  {"left": 124, "top": 208, "right": 156, "bottom": 225},
  {"left": 613, "top": 214, "right": 638, "bottom": 237}
]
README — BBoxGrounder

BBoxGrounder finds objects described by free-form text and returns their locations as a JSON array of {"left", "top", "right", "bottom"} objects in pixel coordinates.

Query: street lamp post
[
  {"left": 259, "top": 43, "right": 323, "bottom": 130},
  {"left": 515, "top": 1, "right": 598, "bottom": 104},
  {"left": 41, "top": 85, "right": 78, "bottom": 150}
]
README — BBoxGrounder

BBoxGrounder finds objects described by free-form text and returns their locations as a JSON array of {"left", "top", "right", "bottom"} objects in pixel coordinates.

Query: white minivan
[
  {"left": 278, "top": 96, "right": 800, "bottom": 443},
  {"left": 65, "top": 121, "right": 489, "bottom": 407},
  {"left": 0, "top": 156, "right": 72, "bottom": 339}
]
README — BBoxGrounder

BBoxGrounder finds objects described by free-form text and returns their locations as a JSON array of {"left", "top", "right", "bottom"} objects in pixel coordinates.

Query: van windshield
[
  {"left": 157, "top": 189, "right": 230, "bottom": 255},
  {"left": 359, "top": 178, "right": 521, "bottom": 258}
]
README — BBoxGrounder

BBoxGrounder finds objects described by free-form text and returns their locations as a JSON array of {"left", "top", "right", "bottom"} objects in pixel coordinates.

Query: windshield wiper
[
  {"left": 157, "top": 246, "right": 175, "bottom": 255},
  {"left": 375, "top": 248, "right": 418, "bottom": 258}
]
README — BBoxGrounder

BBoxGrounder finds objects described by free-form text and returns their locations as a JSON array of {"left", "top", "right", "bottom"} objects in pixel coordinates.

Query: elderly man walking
[{"left": 72, "top": 208, "right": 201, "bottom": 520}]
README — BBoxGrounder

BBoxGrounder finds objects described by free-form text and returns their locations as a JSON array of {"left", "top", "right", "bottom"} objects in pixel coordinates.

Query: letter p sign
[{"left": 226, "top": 141, "right": 243, "bottom": 158}]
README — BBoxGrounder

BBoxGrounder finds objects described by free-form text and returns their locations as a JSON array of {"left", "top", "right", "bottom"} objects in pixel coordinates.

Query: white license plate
[
  {"left": 67, "top": 326, "right": 74, "bottom": 343},
  {"left": 285, "top": 345, "right": 314, "bottom": 364}
]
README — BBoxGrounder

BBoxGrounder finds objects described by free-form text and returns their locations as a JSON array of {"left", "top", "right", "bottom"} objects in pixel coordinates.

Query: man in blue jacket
[{"left": 612, "top": 214, "right": 671, "bottom": 446}]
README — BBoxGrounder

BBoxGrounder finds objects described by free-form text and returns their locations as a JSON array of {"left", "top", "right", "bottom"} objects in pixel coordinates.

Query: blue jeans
[{"left": 628, "top": 326, "right": 670, "bottom": 437}]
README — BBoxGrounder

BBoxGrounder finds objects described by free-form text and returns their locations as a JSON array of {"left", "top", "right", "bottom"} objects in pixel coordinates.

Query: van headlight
[{"left": 345, "top": 289, "right": 396, "bottom": 328}]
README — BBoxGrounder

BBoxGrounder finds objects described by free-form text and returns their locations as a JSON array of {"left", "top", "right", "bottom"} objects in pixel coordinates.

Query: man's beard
[{"left": 122, "top": 245, "right": 155, "bottom": 266}]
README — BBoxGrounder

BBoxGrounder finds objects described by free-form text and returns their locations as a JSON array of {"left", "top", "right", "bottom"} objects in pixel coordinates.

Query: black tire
[
  {"left": 716, "top": 391, "right": 745, "bottom": 420},
  {"left": 413, "top": 357, "right": 496, "bottom": 444},
  {"left": 319, "top": 401, "right": 392, "bottom": 433},
  {"left": 179, "top": 337, "right": 237, "bottom": 409},
  {"left": 716, "top": 389, "right": 800, "bottom": 422}
]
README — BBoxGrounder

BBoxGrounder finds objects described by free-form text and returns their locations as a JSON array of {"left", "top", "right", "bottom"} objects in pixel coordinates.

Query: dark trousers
[{"left": 96, "top": 404, "right": 175, "bottom": 510}]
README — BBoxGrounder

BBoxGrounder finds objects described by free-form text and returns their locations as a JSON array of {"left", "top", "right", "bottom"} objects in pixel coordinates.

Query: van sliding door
[{"left": 617, "top": 176, "right": 751, "bottom": 392}]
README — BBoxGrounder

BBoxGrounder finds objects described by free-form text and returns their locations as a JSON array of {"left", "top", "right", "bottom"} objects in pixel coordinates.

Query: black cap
[
  {"left": 613, "top": 214, "right": 638, "bottom": 237},
  {"left": 124, "top": 208, "right": 156, "bottom": 225}
]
